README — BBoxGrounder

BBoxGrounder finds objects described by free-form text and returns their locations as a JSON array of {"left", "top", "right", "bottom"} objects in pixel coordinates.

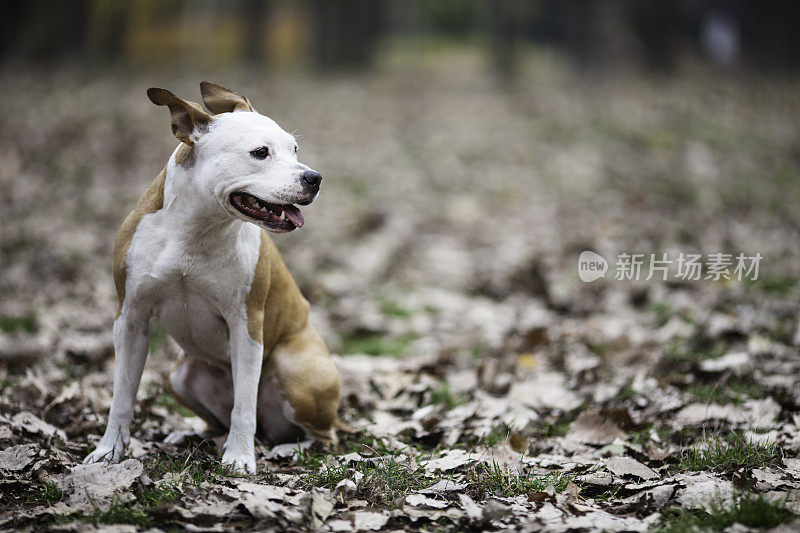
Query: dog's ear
[
  {"left": 147, "top": 88, "right": 212, "bottom": 145},
  {"left": 200, "top": 81, "right": 256, "bottom": 114}
]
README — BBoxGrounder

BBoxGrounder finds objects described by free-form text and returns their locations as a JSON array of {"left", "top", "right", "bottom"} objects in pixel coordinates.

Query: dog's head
[{"left": 147, "top": 82, "right": 321, "bottom": 233}]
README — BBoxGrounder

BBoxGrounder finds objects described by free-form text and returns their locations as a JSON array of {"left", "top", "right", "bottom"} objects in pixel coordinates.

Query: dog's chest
[{"left": 125, "top": 210, "right": 261, "bottom": 359}]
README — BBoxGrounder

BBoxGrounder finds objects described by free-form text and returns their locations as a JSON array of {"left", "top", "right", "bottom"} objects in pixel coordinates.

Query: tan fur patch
[
  {"left": 113, "top": 169, "right": 166, "bottom": 317},
  {"left": 267, "top": 323, "right": 340, "bottom": 438},
  {"left": 245, "top": 231, "right": 270, "bottom": 344},
  {"left": 147, "top": 88, "right": 212, "bottom": 145},
  {"left": 244, "top": 230, "right": 311, "bottom": 347},
  {"left": 245, "top": 231, "right": 340, "bottom": 439},
  {"left": 174, "top": 143, "right": 195, "bottom": 167},
  {"left": 200, "top": 81, "right": 256, "bottom": 114}
]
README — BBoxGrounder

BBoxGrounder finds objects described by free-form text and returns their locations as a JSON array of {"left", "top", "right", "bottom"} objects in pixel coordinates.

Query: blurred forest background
[
  {"left": 3, "top": 0, "right": 800, "bottom": 73},
  {"left": 1, "top": 1, "right": 800, "bottom": 531}
]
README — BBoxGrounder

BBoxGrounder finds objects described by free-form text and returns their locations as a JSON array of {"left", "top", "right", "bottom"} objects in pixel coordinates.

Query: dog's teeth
[{"left": 279, "top": 212, "right": 286, "bottom": 220}]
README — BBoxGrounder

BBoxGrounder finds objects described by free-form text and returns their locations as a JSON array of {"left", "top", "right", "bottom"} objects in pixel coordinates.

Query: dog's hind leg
[
  {"left": 164, "top": 354, "right": 231, "bottom": 445},
  {"left": 264, "top": 323, "right": 342, "bottom": 445}
]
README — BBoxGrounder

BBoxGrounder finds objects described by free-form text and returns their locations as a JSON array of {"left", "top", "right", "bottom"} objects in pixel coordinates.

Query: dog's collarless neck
[{"left": 160, "top": 165, "right": 249, "bottom": 251}]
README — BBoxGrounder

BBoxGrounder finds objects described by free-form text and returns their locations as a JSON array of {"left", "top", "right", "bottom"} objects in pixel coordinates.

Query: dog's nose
[{"left": 300, "top": 170, "right": 322, "bottom": 189}]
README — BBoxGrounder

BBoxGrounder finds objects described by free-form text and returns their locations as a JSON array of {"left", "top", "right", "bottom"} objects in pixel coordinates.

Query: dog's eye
[
  {"left": 250, "top": 147, "right": 269, "bottom": 160},
  {"left": 294, "top": 145, "right": 298, "bottom": 154}
]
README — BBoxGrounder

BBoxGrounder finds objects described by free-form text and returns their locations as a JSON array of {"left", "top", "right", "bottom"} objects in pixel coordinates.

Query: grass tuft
[
  {"left": 26, "top": 482, "right": 63, "bottom": 506},
  {"left": 685, "top": 379, "right": 765, "bottom": 405},
  {"left": 138, "top": 482, "right": 182, "bottom": 507},
  {"left": 84, "top": 497, "right": 151, "bottom": 528},
  {"left": 660, "top": 493, "right": 796, "bottom": 532},
  {"left": 301, "top": 453, "right": 433, "bottom": 505},
  {"left": 0, "top": 311, "right": 38, "bottom": 334},
  {"left": 150, "top": 445, "right": 241, "bottom": 485},
  {"left": 540, "top": 418, "right": 572, "bottom": 438},
  {"left": 378, "top": 296, "right": 414, "bottom": 318},
  {"left": 468, "top": 461, "right": 574, "bottom": 500},
  {"left": 479, "top": 423, "right": 512, "bottom": 447},
  {"left": 677, "top": 433, "right": 780, "bottom": 473},
  {"left": 665, "top": 342, "right": 725, "bottom": 365},
  {"left": 340, "top": 332, "right": 417, "bottom": 357},
  {"left": 429, "top": 382, "right": 468, "bottom": 410}
]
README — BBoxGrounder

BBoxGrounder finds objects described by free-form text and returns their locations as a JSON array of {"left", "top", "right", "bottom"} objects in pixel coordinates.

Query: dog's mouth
[{"left": 230, "top": 192, "right": 304, "bottom": 232}]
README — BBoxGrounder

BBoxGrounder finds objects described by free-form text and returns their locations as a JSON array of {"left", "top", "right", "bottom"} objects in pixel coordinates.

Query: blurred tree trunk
[
  {"left": 0, "top": 2, "right": 26, "bottom": 59},
  {"left": 4, "top": 0, "right": 90, "bottom": 62},
  {"left": 310, "top": 0, "right": 382, "bottom": 70},
  {"left": 488, "top": 0, "right": 522, "bottom": 81},
  {"left": 242, "top": 0, "right": 270, "bottom": 62},
  {"left": 628, "top": 0, "right": 690, "bottom": 71},
  {"left": 742, "top": 0, "right": 800, "bottom": 70},
  {"left": 87, "top": 0, "right": 130, "bottom": 64}
]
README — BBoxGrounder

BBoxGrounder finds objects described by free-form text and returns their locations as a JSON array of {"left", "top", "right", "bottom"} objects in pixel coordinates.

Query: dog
[{"left": 84, "top": 82, "right": 343, "bottom": 474}]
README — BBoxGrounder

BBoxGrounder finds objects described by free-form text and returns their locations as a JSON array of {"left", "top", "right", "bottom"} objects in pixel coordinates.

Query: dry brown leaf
[
  {"left": 604, "top": 456, "right": 658, "bottom": 480},
  {"left": 566, "top": 411, "right": 626, "bottom": 445},
  {"left": 0, "top": 444, "right": 37, "bottom": 472}
]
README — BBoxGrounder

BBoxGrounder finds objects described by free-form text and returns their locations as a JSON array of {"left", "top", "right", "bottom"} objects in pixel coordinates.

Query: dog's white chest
[{"left": 124, "top": 207, "right": 261, "bottom": 360}]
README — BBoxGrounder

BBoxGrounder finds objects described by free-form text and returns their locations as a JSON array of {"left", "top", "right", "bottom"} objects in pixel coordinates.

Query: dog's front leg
[
  {"left": 221, "top": 322, "right": 263, "bottom": 474},
  {"left": 84, "top": 310, "right": 150, "bottom": 464}
]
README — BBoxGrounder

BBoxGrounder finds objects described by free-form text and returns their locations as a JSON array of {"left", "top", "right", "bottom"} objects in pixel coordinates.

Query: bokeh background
[
  {"left": 2, "top": 1, "right": 800, "bottom": 529},
  {"left": 1, "top": 0, "right": 798, "bottom": 361}
]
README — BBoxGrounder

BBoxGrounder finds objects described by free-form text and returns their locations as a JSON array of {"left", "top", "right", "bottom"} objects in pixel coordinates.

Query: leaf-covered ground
[{"left": 1, "top": 49, "right": 800, "bottom": 531}]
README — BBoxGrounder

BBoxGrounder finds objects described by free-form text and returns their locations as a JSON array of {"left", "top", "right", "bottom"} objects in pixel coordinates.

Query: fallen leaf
[
  {"left": 508, "top": 372, "right": 582, "bottom": 411},
  {"left": 419, "top": 479, "right": 467, "bottom": 494},
  {"left": 674, "top": 398, "right": 781, "bottom": 429},
  {"left": 11, "top": 412, "right": 66, "bottom": 441},
  {"left": 482, "top": 498, "right": 509, "bottom": 522},
  {"left": 421, "top": 449, "right": 474, "bottom": 473},
  {"left": 0, "top": 444, "right": 37, "bottom": 472},
  {"left": 458, "top": 493, "right": 483, "bottom": 522},
  {"left": 577, "top": 471, "right": 614, "bottom": 486},
  {"left": 268, "top": 439, "right": 312, "bottom": 459},
  {"left": 604, "top": 456, "right": 658, "bottom": 480},
  {"left": 61, "top": 459, "right": 143, "bottom": 511},
  {"left": 335, "top": 478, "right": 357, "bottom": 497},
  {"left": 307, "top": 489, "right": 335, "bottom": 527},
  {"left": 405, "top": 493, "right": 449, "bottom": 509},
  {"left": 352, "top": 510, "right": 389, "bottom": 531},
  {"left": 675, "top": 473, "right": 735, "bottom": 511},
  {"left": 567, "top": 411, "right": 626, "bottom": 445},
  {"left": 699, "top": 351, "right": 750, "bottom": 373}
]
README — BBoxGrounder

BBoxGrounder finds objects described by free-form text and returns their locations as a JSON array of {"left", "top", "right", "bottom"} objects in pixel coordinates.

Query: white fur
[
  {"left": 84, "top": 110, "right": 318, "bottom": 474},
  {"left": 198, "top": 112, "right": 314, "bottom": 214}
]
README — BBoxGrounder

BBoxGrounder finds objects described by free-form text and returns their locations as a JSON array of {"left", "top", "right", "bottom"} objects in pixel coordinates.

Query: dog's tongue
[{"left": 283, "top": 205, "right": 304, "bottom": 228}]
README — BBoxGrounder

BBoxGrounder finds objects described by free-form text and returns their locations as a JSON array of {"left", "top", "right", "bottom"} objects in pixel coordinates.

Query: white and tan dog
[{"left": 84, "top": 82, "right": 343, "bottom": 474}]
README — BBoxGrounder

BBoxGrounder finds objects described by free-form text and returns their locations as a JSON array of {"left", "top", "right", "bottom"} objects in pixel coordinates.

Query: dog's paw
[
  {"left": 221, "top": 449, "right": 256, "bottom": 475},
  {"left": 83, "top": 443, "right": 125, "bottom": 464}
]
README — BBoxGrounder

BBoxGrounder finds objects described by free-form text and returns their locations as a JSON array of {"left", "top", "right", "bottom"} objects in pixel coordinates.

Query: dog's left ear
[
  {"left": 200, "top": 81, "right": 256, "bottom": 114},
  {"left": 147, "top": 88, "right": 212, "bottom": 145}
]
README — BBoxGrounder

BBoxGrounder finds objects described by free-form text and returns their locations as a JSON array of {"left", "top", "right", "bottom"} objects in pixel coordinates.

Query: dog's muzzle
[{"left": 230, "top": 192, "right": 305, "bottom": 232}]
